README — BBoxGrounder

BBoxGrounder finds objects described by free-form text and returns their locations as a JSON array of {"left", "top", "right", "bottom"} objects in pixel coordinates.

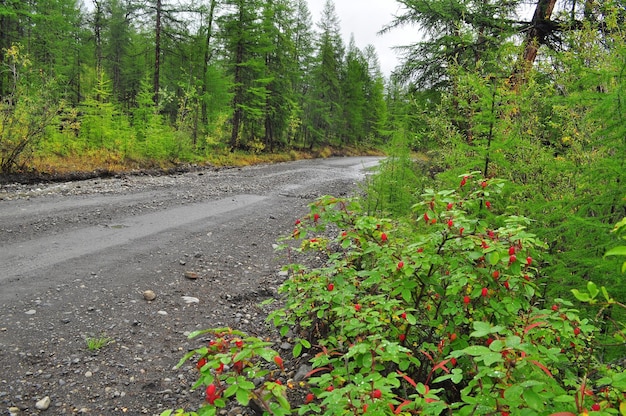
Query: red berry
[
  {"left": 460, "top": 176, "right": 468, "bottom": 186},
  {"left": 205, "top": 384, "right": 219, "bottom": 404},
  {"left": 326, "top": 386, "right": 334, "bottom": 392},
  {"left": 397, "top": 261, "right": 404, "bottom": 270},
  {"left": 313, "top": 213, "right": 320, "bottom": 222},
  {"left": 463, "top": 295, "right": 470, "bottom": 305},
  {"left": 341, "top": 231, "right": 347, "bottom": 238},
  {"left": 400, "top": 312, "right": 407, "bottom": 320},
  {"left": 459, "top": 227, "right": 464, "bottom": 236},
  {"left": 274, "top": 355, "right": 284, "bottom": 370},
  {"left": 485, "top": 201, "right": 492, "bottom": 209},
  {"left": 526, "top": 256, "right": 533, "bottom": 266},
  {"left": 380, "top": 233, "right": 387, "bottom": 242},
  {"left": 591, "top": 403, "right": 600, "bottom": 411},
  {"left": 486, "top": 338, "right": 494, "bottom": 346},
  {"left": 450, "top": 357, "right": 457, "bottom": 366},
  {"left": 372, "top": 389, "right": 382, "bottom": 399},
  {"left": 503, "top": 281, "right": 510, "bottom": 290},
  {"left": 424, "top": 212, "right": 430, "bottom": 222},
  {"left": 509, "top": 254, "right": 517, "bottom": 264},
  {"left": 327, "top": 283, "right": 334, "bottom": 291},
  {"left": 481, "top": 181, "right": 488, "bottom": 188},
  {"left": 447, "top": 219, "right": 454, "bottom": 228},
  {"left": 398, "top": 334, "right": 406, "bottom": 342},
  {"left": 482, "top": 287, "right": 489, "bottom": 297},
  {"left": 574, "top": 327, "right": 581, "bottom": 336},
  {"left": 450, "top": 333, "right": 457, "bottom": 341},
  {"left": 305, "top": 393, "right": 315, "bottom": 403},
  {"left": 431, "top": 218, "right": 437, "bottom": 224},
  {"left": 492, "top": 270, "right": 500, "bottom": 280},
  {"left": 233, "top": 360, "right": 244, "bottom": 373},
  {"left": 551, "top": 304, "right": 559, "bottom": 311},
  {"left": 447, "top": 203, "right": 453, "bottom": 210},
  {"left": 197, "top": 357, "right": 207, "bottom": 370},
  {"left": 501, "top": 412, "right": 510, "bottom": 416},
  {"left": 354, "top": 304, "right": 361, "bottom": 312},
  {"left": 523, "top": 274, "right": 531, "bottom": 281},
  {"left": 417, "top": 247, "right": 424, "bottom": 253},
  {"left": 216, "top": 362, "right": 224, "bottom": 373},
  {"left": 509, "top": 246, "right": 516, "bottom": 255},
  {"left": 295, "top": 219, "right": 301, "bottom": 226}
]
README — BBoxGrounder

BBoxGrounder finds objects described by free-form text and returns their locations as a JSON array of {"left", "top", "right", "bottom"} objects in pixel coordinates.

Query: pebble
[
  {"left": 25, "top": 310, "right": 36, "bottom": 315},
  {"left": 35, "top": 396, "right": 51, "bottom": 410},
  {"left": 184, "top": 271, "right": 199, "bottom": 279},
  {"left": 181, "top": 296, "right": 199, "bottom": 304},
  {"left": 157, "top": 310, "right": 168, "bottom": 316},
  {"left": 143, "top": 290, "right": 156, "bottom": 301},
  {"left": 8, "top": 407, "right": 20, "bottom": 416}
]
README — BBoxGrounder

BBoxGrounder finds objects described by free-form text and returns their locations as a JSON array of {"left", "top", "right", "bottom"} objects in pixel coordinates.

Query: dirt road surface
[{"left": 0, "top": 157, "right": 380, "bottom": 415}]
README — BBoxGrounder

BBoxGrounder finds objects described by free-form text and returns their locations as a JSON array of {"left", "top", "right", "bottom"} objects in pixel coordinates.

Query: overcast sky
[{"left": 306, "top": 0, "right": 420, "bottom": 76}]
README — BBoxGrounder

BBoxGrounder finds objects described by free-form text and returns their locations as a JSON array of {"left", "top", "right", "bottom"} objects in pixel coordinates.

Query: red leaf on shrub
[
  {"left": 394, "top": 400, "right": 413, "bottom": 414},
  {"left": 431, "top": 360, "right": 451, "bottom": 374},
  {"left": 524, "top": 321, "right": 546, "bottom": 334},
  {"left": 530, "top": 360, "right": 554, "bottom": 378},
  {"left": 396, "top": 370, "right": 417, "bottom": 388}
]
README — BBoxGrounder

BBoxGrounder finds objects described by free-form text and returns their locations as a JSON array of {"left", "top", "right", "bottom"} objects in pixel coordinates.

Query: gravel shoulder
[{"left": 0, "top": 157, "right": 380, "bottom": 416}]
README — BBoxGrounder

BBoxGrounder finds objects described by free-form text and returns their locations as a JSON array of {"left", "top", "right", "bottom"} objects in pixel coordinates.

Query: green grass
[{"left": 85, "top": 335, "right": 113, "bottom": 351}]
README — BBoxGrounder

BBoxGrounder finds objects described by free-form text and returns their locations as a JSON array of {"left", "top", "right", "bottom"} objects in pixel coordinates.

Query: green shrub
[{"left": 166, "top": 177, "right": 625, "bottom": 415}]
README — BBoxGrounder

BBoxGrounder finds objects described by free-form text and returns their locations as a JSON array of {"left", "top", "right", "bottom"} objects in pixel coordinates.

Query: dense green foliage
[
  {"left": 167, "top": 179, "right": 625, "bottom": 415},
  {"left": 0, "top": 0, "right": 388, "bottom": 172}
]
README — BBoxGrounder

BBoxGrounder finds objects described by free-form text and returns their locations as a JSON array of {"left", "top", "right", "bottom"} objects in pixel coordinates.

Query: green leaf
[
  {"left": 486, "top": 251, "right": 500, "bottom": 265},
  {"left": 462, "top": 345, "right": 491, "bottom": 356},
  {"left": 175, "top": 350, "right": 200, "bottom": 369},
  {"left": 224, "top": 383, "right": 238, "bottom": 397},
  {"left": 236, "top": 387, "right": 251, "bottom": 406},
  {"left": 489, "top": 340, "right": 504, "bottom": 352},
  {"left": 604, "top": 246, "right": 626, "bottom": 257},
  {"left": 522, "top": 388, "right": 544, "bottom": 411},
  {"left": 293, "top": 343, "right": 303, "bottom": 358},
  {"left": 571, "top": 289, "right": 590, "bottom": 302},
  {"left": 587, "top": 281, "right": 599, "bottom": 299},
  {"left": 470, "top": 321, "right": 493, "bottom": 338},
  {"left": 483, "top": 352, "right": 504, "bottom": 366},
  {"left": 451, "top": 368, "right": 463, "bottom": 384}
]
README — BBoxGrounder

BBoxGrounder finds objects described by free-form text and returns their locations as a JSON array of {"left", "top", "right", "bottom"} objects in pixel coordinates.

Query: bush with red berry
[{"left": 164, "top": 176, "right": 626, "bottom": 415}]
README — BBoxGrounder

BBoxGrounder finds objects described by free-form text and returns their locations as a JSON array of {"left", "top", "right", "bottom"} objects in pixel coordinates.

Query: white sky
[{"left": 306, "top": 0, "right": 420, "bottom": 76}]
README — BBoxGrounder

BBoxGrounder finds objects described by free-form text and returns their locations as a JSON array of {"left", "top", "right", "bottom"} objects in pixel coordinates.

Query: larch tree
[
  {"left": 307, "top": 0, "right": 344, "bottom": 147},
  {"left": 219, "top": 0, "right": 270, "bottom": 150},
  {"left": 288, "top": 0, "right": 316, "bottom": 147},
  {"left": 341, "top": 36, "right": 368, "bottom": 145}
]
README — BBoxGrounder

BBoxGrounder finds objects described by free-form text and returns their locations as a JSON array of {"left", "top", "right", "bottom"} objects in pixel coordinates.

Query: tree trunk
[
  {"left": 229, "top": 5, "right": 245, "bottom": 151},
  {"left": 511, "top": 0, "right": 557, "bottom": 87},
  {"left": 201, "top": 0, "right": 217, "bottom": 124},
  {"left": 153, "top": 0, "right": 162, "bottom": 105}
]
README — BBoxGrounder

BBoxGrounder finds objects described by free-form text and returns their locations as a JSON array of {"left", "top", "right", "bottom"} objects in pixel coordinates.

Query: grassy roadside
[{"left": 25, "top": 146, "right": 385, "bottom": 178}]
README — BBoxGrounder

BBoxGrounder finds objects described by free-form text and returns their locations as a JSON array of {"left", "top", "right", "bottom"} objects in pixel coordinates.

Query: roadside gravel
[{"left": 0, "top": 157, "right": 380, "bottom": 416}]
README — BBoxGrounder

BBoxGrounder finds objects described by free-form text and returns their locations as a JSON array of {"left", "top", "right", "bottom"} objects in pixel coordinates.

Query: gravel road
[{"left": 0, "top": 157, "right": 381, "bottom": 416}]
